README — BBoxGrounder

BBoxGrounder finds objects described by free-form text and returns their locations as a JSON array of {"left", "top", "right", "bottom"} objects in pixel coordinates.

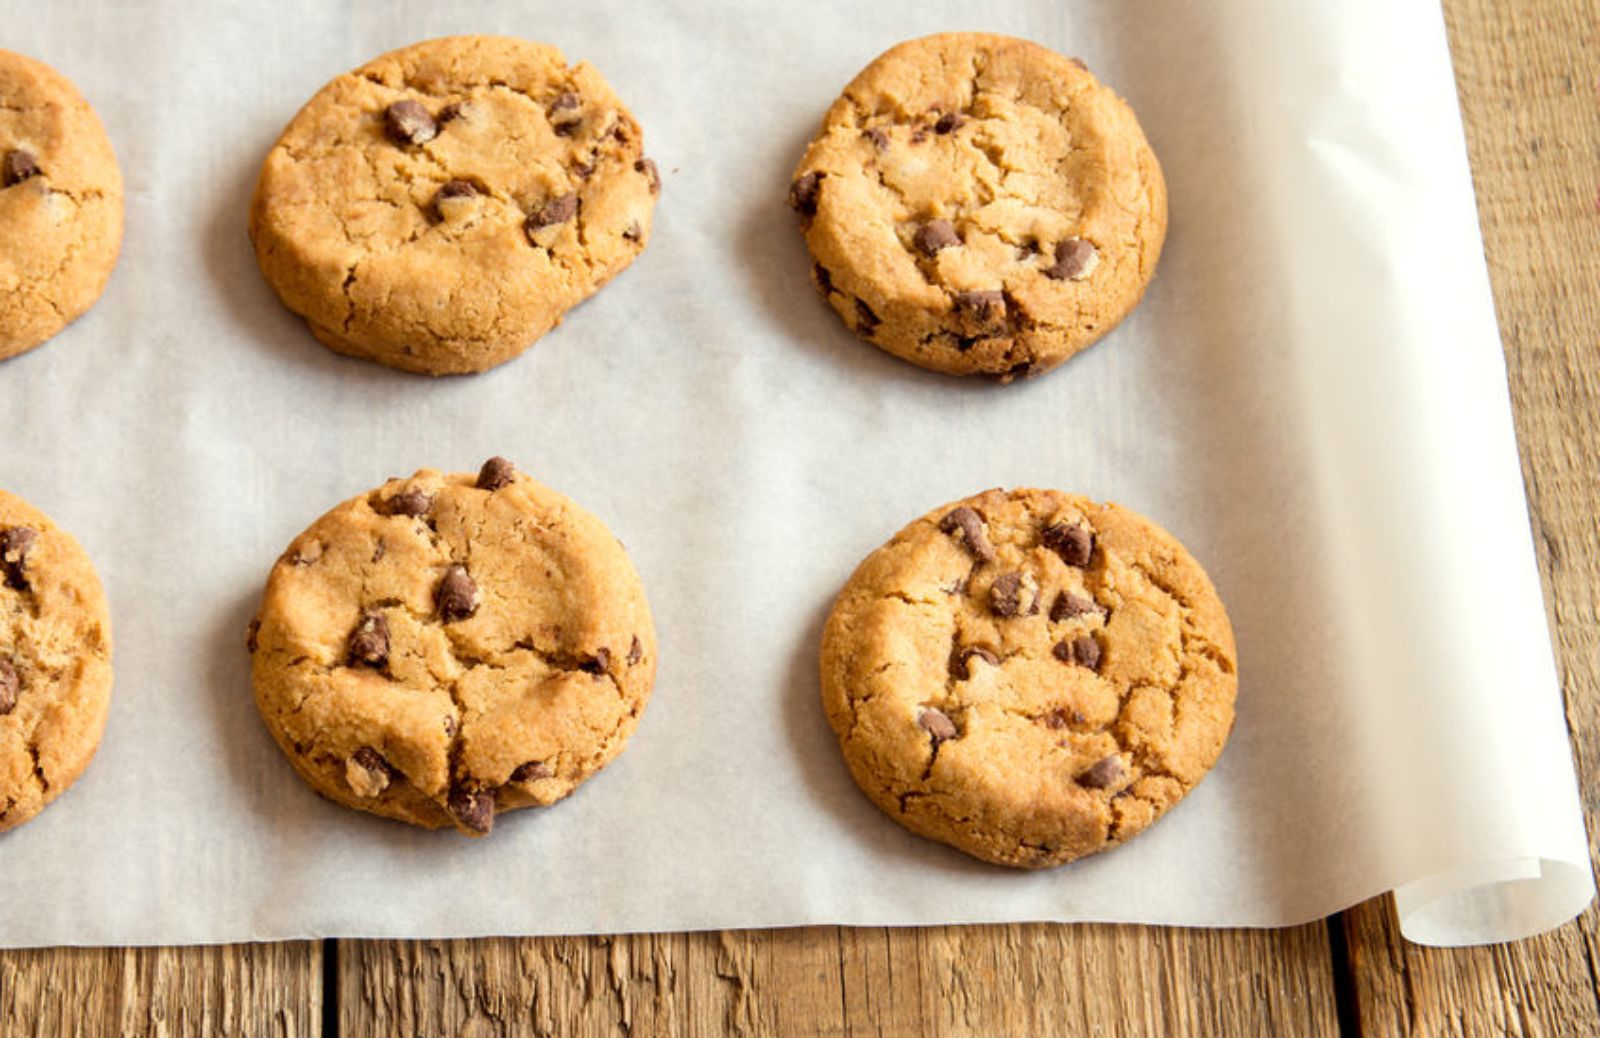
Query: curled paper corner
[{"left": 1395, "top": 858, "right": 1595, "bottom": 947}]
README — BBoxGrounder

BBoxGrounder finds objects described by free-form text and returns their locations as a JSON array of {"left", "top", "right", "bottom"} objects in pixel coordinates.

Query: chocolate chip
[
  {"left": 384, "top": 100, "right": 437, "bottom": 146},
  {"left": 347, "top": 611, "right": 390, "bottom": 668},
  {"left": 914, "top": 219, "right": 959, "bottom": 256},
  {"left": 475, "top": 456, "right": 516, "bottom": 491},
  {"left": 1050, "top": 592, "right": 1102, "bottom": 622},
  {"left": 348, "top": 747, "right": 394, "bottom": 797},
  {"left": 854, "top": 298, "right": 880, "bottom": 333},
  {"left": 1044, "top": 238, "right": 1098, "bottom": 281},
  {"left": 433, "top": 179, "right": 478, "bottom": 219},
  {"left": 1068, "top": 57, "right": 1089, "bottom": 72},
  {"left": 352, "top": 747, "right": 395, "bottom": 780},
  {"left": 1001, "top": 360, "right": 1036, "bottom": 382},
  {"left": 447, "top": 786, "right": 494, "bottom": 834},
  {"left": 812, "top": 263, "right": 835, "bottom": 295},
  {"left": 437, "top": 102, "right": 467, "bottom": 123},
  {"left": 532, "top": 192, "right": 578, "bottom": 229},
  {"left": 579, "top": 647, "right": 612, "bottom": 675},
  {"left": 3, "top": 149, "right": 39, "bottom": 187},
  {"left": 938, "top": 507, "right": 996, "bottom": 564},
  {"left": 934, "top": 111, "right": 965, "bottom": 134},
  {"left": 436, "top": 565, "right": 480, "bottom": 622},
  {"left": 1, "top": 527, "right": 37, "bottom": 590},
  {"left": 0, "top": 658, "right": 17, "bottom": 715},
  {"left": 1077, "top": 754, "right": 1123, "bottom": 789},
  {"left": 1053, "top": 635, "right": 1102, "bottom": 671},
  {"left": 949, "top": 645, "right": 999, "bottom": 680},
  {"left": 627, "top": 636, "right": 643, "bottom": 664},
  {"left": 788, "top": 171, "right": 823, "bottom": 215},
  {"left": 863, "top": 127, "right": 889, "bottom": 151},
  {"left": 1041, "top": 708, "right": 1083, "bottom": 730},
  {"left": 1042, "top": 523, "right": 1094, "bottom": 567},
  {"left": 635, "top": 158, "right": 660, "bottom": 195},
  {"left": 376, "top": 487, "right": 434, "bottom": 517},
  {"left": 917, "top": 707, "right": 958, "bottom": 742},
  {"left": 989, "top": 572, "right": 1038, "bottom": 618},
  {"left": 549, "top": 92, "right": 583, "bottom": 135},
  {"left": 953, "top": 290, "right": 1005, "bottom": 325},
  {"left": 526, "top": 193, "right": 578, "bottom": 243},
  {"left": 622, "top": 221, "right": 643, "bottom": 242},
  {"left": 246, "top": 618, "right": 261, "bottom": 654},
  {"left": 510, "top": 761, "right": 551, "bottom": 783},
  {"left": 1, "top": 527, "right": 37, "bottom": 564}
]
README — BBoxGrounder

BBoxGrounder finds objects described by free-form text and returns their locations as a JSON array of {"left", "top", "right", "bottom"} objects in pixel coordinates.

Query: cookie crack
[
  {"left": 339, "top": 261, "right": 359, "bottom": 332},
  {"left": 881, "top": 589, "right": 943, "bottom": 609},
  {"left": 27, "top": 742, "right": 47, "bottom": 795}
]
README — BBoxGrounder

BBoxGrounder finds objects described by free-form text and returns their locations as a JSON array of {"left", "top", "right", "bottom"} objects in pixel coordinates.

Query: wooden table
[{"left": 5, "top": 1, "right": 1598, "bottom": 1033}]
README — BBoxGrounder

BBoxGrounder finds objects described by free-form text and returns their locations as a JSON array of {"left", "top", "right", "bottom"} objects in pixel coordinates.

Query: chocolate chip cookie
[
  {"left": 0, "top": 489, "right": 114, "bottom": 831},
  {"left": 249, "top": 35, "right": 660, "bottom": 375},
  {"left": 249, "top": 458, "right": 657, "bottom": 836},
  {"left": 820, "top": 489, "right": 1235, "bottom": 867},
  {"left": 788, "top": 33, "right": 1166, "bottom": 381},
  {"left": 0, "top": 50, "right": 124, "bottom": 362}
]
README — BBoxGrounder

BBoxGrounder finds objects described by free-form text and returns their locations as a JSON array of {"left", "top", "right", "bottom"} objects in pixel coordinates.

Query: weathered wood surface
[
  {"left": 342, "top": 925, "right": 1339, "bottom": 1037},
  {"left": 0, "top": 943, "right": 320, "bottom": 1038}
]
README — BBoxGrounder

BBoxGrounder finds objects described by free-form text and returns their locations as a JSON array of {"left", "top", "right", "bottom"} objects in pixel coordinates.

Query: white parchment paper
[{"left": 0, "top": 0, "right": 1590, "bottom": 948}]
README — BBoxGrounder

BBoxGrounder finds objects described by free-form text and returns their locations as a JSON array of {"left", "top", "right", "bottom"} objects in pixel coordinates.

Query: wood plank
[
  {"left": 0, "top": 942, "right": 321, "bottom": 1037},
  {"left": 1339, "top": 0, "right": 1600, "bottom": 1034},
  {"left": 343, "top": 923, "right": 1339, "bottom": 1037},
  {"left": 1343, "top": 899, "right": 1599, "bottom": 1038}
]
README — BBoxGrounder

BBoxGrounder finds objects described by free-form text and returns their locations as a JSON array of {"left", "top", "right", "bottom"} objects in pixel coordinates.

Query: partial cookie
[
  {"left": 250, "top": 35, "right": 660, "bottom": 375},
  {"left": 0, "top": 50, "right": 124, "bottom": 361},
  {"left": 820, "top": 489, "right": 1235, "bottom": 867},
  {"left": 0, "top": 489, "right": 114, "bottom": 831},
  {"left": 249, "top": 458, "right": 657, "bottom": 836},
  {"left": 788, "top": 33, "right": 1166, "bottom": 381}
]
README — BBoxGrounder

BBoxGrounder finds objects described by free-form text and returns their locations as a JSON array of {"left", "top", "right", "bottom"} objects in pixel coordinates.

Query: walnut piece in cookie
[
  {"left": 788, "top": 33, "right": 1166, "bottom": 382},
  {"left": 249, "top": 458, "right": 657, "bottom": 837},
  {"left": 820, "top": 487, "right": 1236, "bottom": 868},
  {"left": 249, "top": 35, "right": 661, "bottom": 376}
]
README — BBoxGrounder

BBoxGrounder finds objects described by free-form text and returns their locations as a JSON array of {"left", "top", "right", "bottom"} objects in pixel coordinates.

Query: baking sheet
[{"left": 0, "top": 0, "right": 1589, "bottom": 948}]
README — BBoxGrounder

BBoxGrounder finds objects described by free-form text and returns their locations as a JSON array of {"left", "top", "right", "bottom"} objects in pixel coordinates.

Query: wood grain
[
  {"left": 0, "top": 943, "right": 320, "bottom": 1037},
  {"left": 342, "top": 924, "right": 1339, "bottom": 1037},
  {"left": 0, "top": 1, "right": 1595, "bottom": 1035},
  {"left": 1339, "top": 0, "right": 1600, "bottom": 1034}
]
